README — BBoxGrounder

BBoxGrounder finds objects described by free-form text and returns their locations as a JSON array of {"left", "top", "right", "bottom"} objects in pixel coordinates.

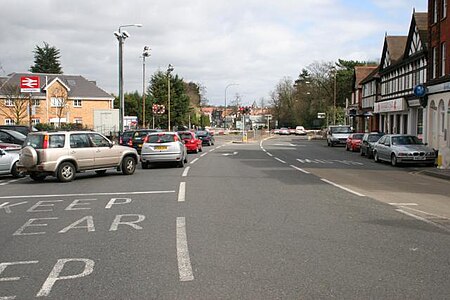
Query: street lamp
[
  {"left": 114, "top": 23, "right": 142, "bottom": 133},
  {"left": 224, "top": 83, "right": 238, "bottom": 129},
  {"left": 142, "top": 46, "right": 150, "bottom": 128},
  {"left": 167, "top": 64, "right": 174, "bottom": 131}
]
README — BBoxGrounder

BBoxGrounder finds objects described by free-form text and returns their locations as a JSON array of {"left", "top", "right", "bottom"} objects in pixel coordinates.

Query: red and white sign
[{"left": 20, "top": 76, "right": 40, "bottom": 93}]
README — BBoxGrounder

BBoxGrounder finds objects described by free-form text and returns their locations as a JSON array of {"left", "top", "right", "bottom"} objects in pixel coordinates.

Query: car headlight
[
  {"left": 427, "top": 152, "right": 435, "bottom": 156},
  {"left": 397, "top": 152, "right": 408, "bottom": 157}
]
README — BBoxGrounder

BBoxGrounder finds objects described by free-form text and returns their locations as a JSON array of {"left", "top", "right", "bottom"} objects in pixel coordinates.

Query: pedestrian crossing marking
[{"left": 296, "top": 158, "right": 363, "bottom": 165}]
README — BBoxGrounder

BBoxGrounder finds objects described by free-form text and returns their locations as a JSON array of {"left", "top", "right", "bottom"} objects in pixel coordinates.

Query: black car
[
  {"left": 0, "top": 125, "right": 38, "bottom": 136},
  {"left": 360, "top": 132, "right": 385, "bottom": 158},
  {"left": 196, "top": 130, "right": 215, "bottom": 146},
  {"left": 0, "top": 129, "right": 27, "bottom": 145},
  {"left": 122, "top": 129, "right": 161, "bottom": 153}
]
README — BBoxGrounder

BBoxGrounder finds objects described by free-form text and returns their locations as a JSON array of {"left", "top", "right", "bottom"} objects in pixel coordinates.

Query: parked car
[
  {"left": 278, "top": 127, "right": 290, "bottom": 135},
  {"left": 373, "top": 134, "right": 436, "bottom": 167},
  {"left": 177, "top": 131, "right": 203, "bottom": 153},
  {"left": 0, "top": 129, "right": 26, "bottom": 145},
  {"left": 0, "top": 125, "right": 38, "bottom": 136},
  {"left": 196, "top": 130, "right": 215, "bottom": 146},
  {"left": 0, "top": 140, "right": 21, "bottom": 151},
  {"left": 140, "top": 132, "right": 187, "bottom": 168},
  {"left": 295, "top": 126, "right": 307, "bottom": 135},
  {"left": 18, "top": 131, "right": 138, "bottom": 182},
  {"left": 326, "top": 125, "right": 353, "bottom": 147},
  {"left": 360, "top": 132, "right": 385, "bottom": 158},
  {"left": 119, "top": 130, "right": 134, "bottom": 146},
  {"left": 345, "top": 133, "right": 364, "bottom": 152},
  {"left": 289, "top": 128, "right": 296, "bottom": 135},
  {"left": 0, "top": 148, "right": 24, "bottom": 178}
]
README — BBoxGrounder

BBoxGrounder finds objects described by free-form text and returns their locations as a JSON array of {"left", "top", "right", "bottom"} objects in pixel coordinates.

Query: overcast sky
[{"left": 0, "top": 0, "right": 427, "bottom": 106}]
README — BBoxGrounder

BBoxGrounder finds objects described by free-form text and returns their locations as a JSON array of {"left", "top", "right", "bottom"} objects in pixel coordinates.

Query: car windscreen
[
  {"left": 180, "top": 133, "right": 193, "bottom": 140},
  {"left": 196, "top": 131, "right": 208, "bottom": 137},
  {"left": 24, "top": 135, "right": 44, "bottom": 148},
  {"left": 3, "top": 129, "right": 26, "bottom": 140},
  {"left": 391, "top": 136, "right": 422, "bottom": 145},
  {"left": 148, "top": 134, "right": 176, "bottom": 143},
  {"left": 331, "top": 127, "right": 352, "bottom": 133},
  {"left": 353, "top": 134, "right": 364, "bottom": 139},
  {"left": 368, "top": 134, "right": 383, "bottom": 142}
]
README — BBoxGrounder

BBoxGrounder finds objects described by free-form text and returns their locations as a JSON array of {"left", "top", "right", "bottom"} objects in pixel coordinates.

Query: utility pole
[{"left": 142, "top": 46, "right": 150, "bottom": 128}]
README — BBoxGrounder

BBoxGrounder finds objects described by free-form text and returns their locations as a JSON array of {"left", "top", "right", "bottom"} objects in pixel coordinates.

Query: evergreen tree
[{"left": 30, "top": 42, "right": 63, "bottom": 74}]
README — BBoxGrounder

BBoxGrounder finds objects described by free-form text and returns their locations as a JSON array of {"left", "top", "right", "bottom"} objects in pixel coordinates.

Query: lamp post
[
  {"left": 142, "top": 46, "right": 150, "bottom": 128},
  {"left": 114, "top": 23, "right": 142, "bottom": 133},
  {"left": 167, "top": 64, "right": 174, "bottom": 131},
  {"left": 224, "top": 83, "right": 238, "bottom": 129},
  {"left": 331, "top": 66, "right": 337, "bottom": 124}
]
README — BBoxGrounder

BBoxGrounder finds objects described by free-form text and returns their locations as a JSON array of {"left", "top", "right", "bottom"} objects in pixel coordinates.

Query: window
[
  {"left": 5, "top": 119, "right": 15, "bottom": 125},
  {"left": 432, "top": 47, "right": 437, "bottom": 79},
  {"left": 32, "top": 99, "right": 40, "bottom": 107},
  {"left": 5, "top": 99, "right": 13, "bottom": 106},
  {"left": 442, "top": 43, "right": 447, "bottom": 77},
  {"left": 32, "top": 119, "right": 40, "bottom": 125},
  {"left": 70, "top": 134, "right": 91, "bottom": 148},
  {"left": 74, "top": 118, "right": 82, "bottom": 124},
  {"left": 443, "top": 0, "right": 447, "bottom": 19},
  {"left": 434, "top": 0, "right": 438, "bottom": 23},
  {"left": 51, "top": 97, "right": 64, "bottom": 107},
  {"left": 48, "top": 135, "right": 65, "bottom": 148},
  {"left": 89, "top": 133, "right": 110, "bottom": 147},
  {"left": 73, "top": 99, "right": 82, "bottom": 107}
]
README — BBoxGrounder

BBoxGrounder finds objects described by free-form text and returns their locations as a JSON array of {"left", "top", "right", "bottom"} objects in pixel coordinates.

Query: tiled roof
[
  {"left": 414, "top": 12, "right": 428, "bottom": 48},
  {"left": 386, "top": 36, "right": 408, "bottom": 63},
  {"left": 0, "top": 72, "right": 114, "bottom": 100},
  {"left": 354, "top": 66, "right": 378, "bottom": 88},
  {"left": 360, "top": 66, "right": 380, "bottom": 84}
]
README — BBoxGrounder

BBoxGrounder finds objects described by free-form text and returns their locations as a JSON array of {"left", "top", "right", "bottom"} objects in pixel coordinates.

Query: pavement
[{"left": 420, "top": 167, "right": 450, "bottom": 181}]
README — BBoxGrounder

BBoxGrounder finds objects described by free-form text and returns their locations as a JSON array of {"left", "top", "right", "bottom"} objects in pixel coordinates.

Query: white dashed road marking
[
  {"left": 190, "top": 158, "right": 199, "bottom": 164},
  {"left": 320, "top": 178, "right": 365, "bottom": 197},
  {"left": 176, "top": 217, "right": 194, "bottom": 281},
  {"left": 290, "top": 165, "right": 311, "bottom": 174},
  {"left": 178, "top": 182, "right": 186, "bottom": 202},
  {"left": 274, "top": 157, "right": 286, "bottom": 164},
  {"left": 182, "top": 167, "right": 190, "bottom": 177}
]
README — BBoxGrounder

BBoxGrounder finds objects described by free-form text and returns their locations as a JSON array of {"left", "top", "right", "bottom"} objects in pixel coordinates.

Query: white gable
[{"left": 408, "top": 25, "right": 423, "bottom": 56}]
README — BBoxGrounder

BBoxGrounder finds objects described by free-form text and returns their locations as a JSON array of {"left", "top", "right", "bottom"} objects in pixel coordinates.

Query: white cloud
[{"left": 0, "top": 0, "right": 427, "bottom": 105}]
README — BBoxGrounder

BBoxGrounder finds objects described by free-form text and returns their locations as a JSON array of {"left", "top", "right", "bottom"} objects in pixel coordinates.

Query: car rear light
[
  {"left": 127, "top": 139, "right": 133, "bottom": 146},
  {"left": 174, "top": 135, "right": 179, "bottom": 142},
  {"left": 43, "top": 135, "right": 49, "bottom": 149},
  {"left": 143, "top": 135, "right": 148, "bottom": 143},
  {"left": 119, "top": 137, "right": 123, "bottom": 144}
]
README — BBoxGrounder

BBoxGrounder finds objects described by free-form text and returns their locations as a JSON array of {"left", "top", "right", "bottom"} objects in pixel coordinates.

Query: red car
[
  {"left": 177, "top": 131, "right": 203, "bottom": 153},
  {"left": 345, "top": 133, "right": 364, "bottom": 152}
]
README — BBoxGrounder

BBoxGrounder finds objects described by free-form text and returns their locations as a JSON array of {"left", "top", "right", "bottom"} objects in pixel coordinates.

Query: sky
[{"left": 0, "top": 0, "right": 427, "bottom": 106}]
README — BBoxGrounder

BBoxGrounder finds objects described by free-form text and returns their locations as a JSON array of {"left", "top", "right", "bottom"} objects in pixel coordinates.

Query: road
[{"left": 0, "top": 134, "right": 449, "bottom": 299}]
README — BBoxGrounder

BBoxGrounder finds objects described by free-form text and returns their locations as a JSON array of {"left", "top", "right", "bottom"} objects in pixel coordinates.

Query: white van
[
  {"left": 295, "top": 126, "right": 307, "bottom": 135},
  {"left": 326, "top": 125, "right": 352, "bottom": 147}
]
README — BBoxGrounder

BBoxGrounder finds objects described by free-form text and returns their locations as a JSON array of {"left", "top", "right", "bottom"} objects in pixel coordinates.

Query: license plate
[
  {"left": 414, "top": 156, "right": 425, "bottom": 160},
  {"left": 154, "top": 146, "right": 167, "bottom": 150}
]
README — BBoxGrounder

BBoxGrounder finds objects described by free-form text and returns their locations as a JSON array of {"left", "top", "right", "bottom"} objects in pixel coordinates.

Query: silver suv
[{"left": 18, "top": 131, "right": 139, "bottom": 182}]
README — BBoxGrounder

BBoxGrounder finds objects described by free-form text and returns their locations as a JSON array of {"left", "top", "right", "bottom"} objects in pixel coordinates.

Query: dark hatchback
[
  {"left": 0, "top": 129, "right": 27, "bottom": 145},
  {"left": 360, "top": 132, "right": 385, "bottom": 158},
  {"left": 122, "top": 129, "right": 161, "bottom": 153},
  {"left": 0, "top": 125, "right": 38, "bottom": 136},
  {"left": 196, "top": 130, "right": 215, "bottom": 146}
]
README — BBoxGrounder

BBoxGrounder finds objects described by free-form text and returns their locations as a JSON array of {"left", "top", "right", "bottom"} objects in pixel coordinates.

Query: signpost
[{"left": 20, "top": 76, "right": 41, "bottom": 130}]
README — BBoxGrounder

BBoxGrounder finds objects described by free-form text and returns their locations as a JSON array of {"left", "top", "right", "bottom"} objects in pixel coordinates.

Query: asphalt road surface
[{"left": 1, "top": 134, "right": 449, "bottom": 299}]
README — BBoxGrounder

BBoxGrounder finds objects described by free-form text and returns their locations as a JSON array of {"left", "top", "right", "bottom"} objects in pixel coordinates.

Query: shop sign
[{"left": 374, "top": 98, "right": 406, "bottom": 113}]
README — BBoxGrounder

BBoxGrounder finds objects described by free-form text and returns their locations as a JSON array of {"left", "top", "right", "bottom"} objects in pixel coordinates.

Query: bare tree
[
  {"left": 51, "top": 86, "right": 69, "bottom": 127},
  {"left": 0, "top": 84, "right": 29, "bottom": 124}
]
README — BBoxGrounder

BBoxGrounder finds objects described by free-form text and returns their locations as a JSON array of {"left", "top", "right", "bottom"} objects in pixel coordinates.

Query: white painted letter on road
[
  {"left": 109, "top": 214, "right": 145, "bottom": 231},
  {"left": 59, "top": 216, "right": 95, "bottom": 233},
  {"left": 105, "top": 198, "right": 132, "bottom": 209},
  {"left": 13, "top": 218, "right": 58, "bottom": 236}
]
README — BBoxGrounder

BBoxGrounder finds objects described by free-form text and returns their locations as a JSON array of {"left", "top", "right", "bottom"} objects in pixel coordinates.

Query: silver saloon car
[
  {"left": 0, "top": 148, "right": 23, "bottom": 178},
  {"left": 140, "top": 132, "right": 188, "bottom": 169},
  {"left": 373, "top": 134, "right": 436, "bottom": 166}
]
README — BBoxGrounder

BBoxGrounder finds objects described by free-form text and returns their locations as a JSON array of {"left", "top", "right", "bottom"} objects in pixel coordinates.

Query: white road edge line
[
  {"left": 200, "top": 153, "right": 207, "bottom": 157},
  {"left": 178, "top": 182, "right": 186, "bottom": 202},
  {"left": 267, "top": 152, "right": 273, "bottom": 157},
  {"left": 389, "top": 203, "right": 418, "bottom": 206},
  {"left": 176, "top": 217, "right": 194, "bottom": 281},
  {"left": 190, "top": 158, "right": 199, "bottom": 164},
  {"left": 290, "top": 165, "right": 311, "bottom": 174},
  {"left": 398, "top": 206, "right": 449, "bottom": 219},
  {"left": 182, "top": 167, "right": 190, "bottom": 177},
  {"left": 320, "top": 178, "right": 365, "bottom": 197},
  {"left": 274, "top": 157, "right": 286, "bottom": 164},
  {"left": 0, "top": 190, "right": 176, "bottom": 200},
  {"left": 395, "top": 209, "right": 450, "bottom": 232},
  {"left": 209, "top": 148, "right": 215, "bottom": 152}
]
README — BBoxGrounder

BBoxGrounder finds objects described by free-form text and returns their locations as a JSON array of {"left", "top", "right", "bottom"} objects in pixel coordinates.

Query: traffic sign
[{"left": 20, "top": 76, "right": 40, "bottom": 93}]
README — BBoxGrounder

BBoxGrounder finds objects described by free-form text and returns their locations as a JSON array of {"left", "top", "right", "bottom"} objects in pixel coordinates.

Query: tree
[
  {"left": 51, "top": 87, "right": 69, "bottom": 127},
  {"left": 0, "top": 84, "right": 29, "bottom": 124},
  {"left": 30, "top": 42, "right": 63, "bottom": 74}
]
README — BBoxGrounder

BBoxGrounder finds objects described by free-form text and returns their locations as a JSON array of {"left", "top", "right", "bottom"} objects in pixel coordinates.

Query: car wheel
[
  {"left": 122, "top": 156, "right": 136, "bottom": 175},
  {"left": 391, "top": 154, "right": 398, "bottom": 167},
  {"left": 330, "top": 142, "right": 334, "bottom": 147},
  {"left": 11, "top": 162, "right": 25, "bottom": 178},
  {"left": 184, "top": 153, "right": 188, "bottom": 164},
  {"left": 57, "top": 162, "right": 76, "bottom": 182},
  {"left": 178, "top": 158, "right": 185, "bottom": 168},
  {"left": 95, "top": 170, "right": 107, "bottom": 175},
  {"left": 142, "top": 162, "right": 149, "bottom": 169},
  {"left": 30, "top": 172, "right": 46, "bottom": 182},
  {"left": 374, "top": 151, "right": 380, "bottom": 163}
]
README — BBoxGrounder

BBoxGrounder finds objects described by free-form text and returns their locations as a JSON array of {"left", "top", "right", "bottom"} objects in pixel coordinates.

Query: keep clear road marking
[
  {"left": 290, "top": 165, "right": 311, "bottom": 174},
  {"left": 320, "top": 178, "right": 365, "bottom": 197},
  {"left": 178, "top": 182, "right": 186, "bottom": 202},
  {"left": 0, "top": 190, "right": 176, "bottom": 200},
  {"left": 0, "top": 178, "right": 26, "bottom": 186},
  {"left": 274, "top": 157, "right": 286, "bottom": 164},
  {"left": 190, "top": 158, "right": 199, "bottom": 164},
  {"left": 176, "top": 217, "right": 194, "bottom": 281},
  {"left": 182, "top": 167, "right": 190, "bottom": 177}
]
